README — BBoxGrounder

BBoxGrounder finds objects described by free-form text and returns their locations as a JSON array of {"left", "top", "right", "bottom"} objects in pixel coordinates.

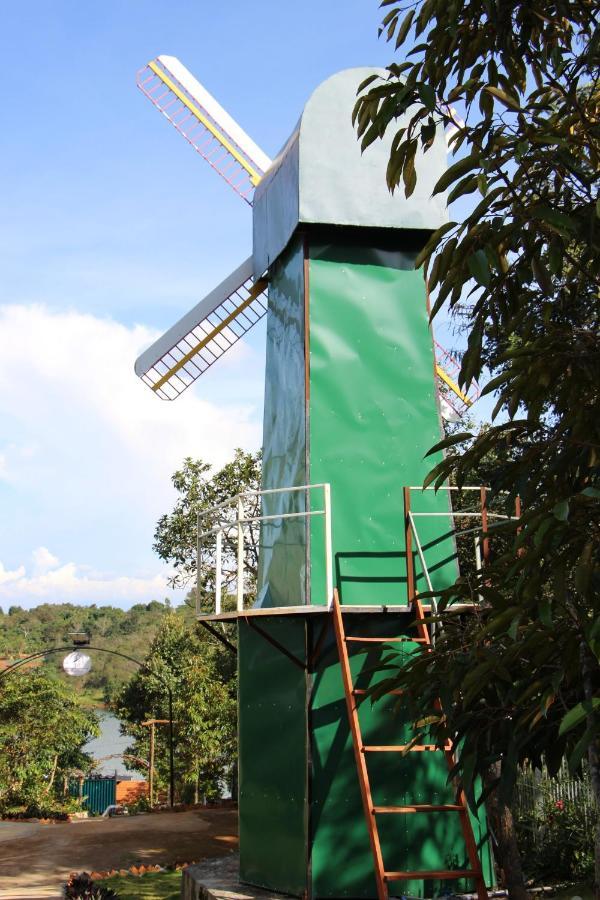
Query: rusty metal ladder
[{"left": 332, "top": 588, "right": 488, "bottom": 900}]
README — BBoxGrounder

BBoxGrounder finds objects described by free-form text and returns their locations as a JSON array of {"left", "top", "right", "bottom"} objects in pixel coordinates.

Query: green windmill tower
[{"left": 135, "top": 57, "right": 492, "bottom": 900}]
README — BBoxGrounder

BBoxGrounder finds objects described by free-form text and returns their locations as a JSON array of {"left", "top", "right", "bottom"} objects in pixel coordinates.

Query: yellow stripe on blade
[
  {"left": 152, "top": 279, "right": 268, "bottom": 393},
  {"left": 148, "top": 61, "right": 262, "bottom": 186},
  {"left": 435, "top": 364, "right": 472, "bottom": 407}
]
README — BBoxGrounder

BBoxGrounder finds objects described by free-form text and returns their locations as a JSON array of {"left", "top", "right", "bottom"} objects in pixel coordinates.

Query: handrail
[
  {"left": 196, "top": 483, "right": 333, "bottom": 617},
  {"left": 403, "top": 484, "right": 522, "bottom": 639}
]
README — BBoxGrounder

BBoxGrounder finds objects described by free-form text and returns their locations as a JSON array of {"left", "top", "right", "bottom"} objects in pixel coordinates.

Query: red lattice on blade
[
  {"left": 136, "top": 62, "right": 266, "bottom": 205},
  {"left": 435, "top": 340, "right": 481, "bottom": 419}
]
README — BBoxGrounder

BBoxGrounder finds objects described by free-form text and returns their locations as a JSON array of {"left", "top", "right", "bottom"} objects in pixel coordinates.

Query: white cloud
[
  {"left": 0, "top": 552, "right": 173, "bottom": 607},
  {"left": 0, "top": 303, "right": 264, "bottom": 608},
  {"left": 31, "top": 546, "right": 60, "bottom": 574},
  {"left": 0, "top": 561, "right": 26, "bottom": 586}
]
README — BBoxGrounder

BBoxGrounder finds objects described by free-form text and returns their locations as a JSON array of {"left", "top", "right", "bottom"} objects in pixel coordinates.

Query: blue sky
[
  {"left": 0, "top": 2, "right": 476, "bottom": 610},
  {"left": 0, "top": 0, "right": 405, "bottom": 609}
]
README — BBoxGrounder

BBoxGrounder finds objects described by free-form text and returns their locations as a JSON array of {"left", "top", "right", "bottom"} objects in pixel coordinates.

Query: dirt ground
[{"left": 0, "top": 807, "right": 238, "bottom": 896}]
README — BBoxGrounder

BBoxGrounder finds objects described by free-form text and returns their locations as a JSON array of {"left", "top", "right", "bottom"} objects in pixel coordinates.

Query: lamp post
[{"left": 0, "top": 638, "right": 176, "bottom": 808}]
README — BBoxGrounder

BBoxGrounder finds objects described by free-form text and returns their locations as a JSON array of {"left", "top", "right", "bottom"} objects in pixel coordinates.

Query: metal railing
[
  {"left": 196, "top": 483, "right": 333, "bottom": 617},
  {"left": 403, "top": 485, "right": 521, "bottom": 616}
]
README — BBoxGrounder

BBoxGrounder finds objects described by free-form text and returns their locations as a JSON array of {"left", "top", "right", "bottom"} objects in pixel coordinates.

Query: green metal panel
[
  {"left": 238, "top": 617, "right": 308, "bottom": 895},
  {"left": 257, "top": 235, "right": 308, "bottom": 607},
  {"left": 309, "top": 615, "right": 493, "bottom": 898},
  {"left": 70, "top": 776, "right": 116, "bottom": 815},
  {"left": 308, "top": 239, "right": 458, "bottom": 606}
]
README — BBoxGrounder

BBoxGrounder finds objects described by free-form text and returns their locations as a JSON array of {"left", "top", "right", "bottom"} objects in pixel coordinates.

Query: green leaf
[
  {"left": 403, "top": 151, "right": 417, "bottom": 198},
  {"left": 468, "top": 250, "right": 490, "bottom": 287},
  {"left": 483, "top": 85, "right": 521, "bottom": 112},
  {"left": 552, "top": 499, "right": 569, "bottom": 521},
  {"left": 581, "top": 487, "right": 600, "bottom": 498},
  {"left": 447, "top": 174, "right": 479, "bottom": 204},
  {"left": 559, "top": 699, "right": 600, "bottom": 736},
  {"left": 530, "top": 205, "right": 577, "bottom": 235},
  {"left": 414, "top": 221, "right": 457, "bottom": 269},
  {"left": 394, "top": 9, "right": 415, "bottom": 49},
  {"left": 425, "top": 432, "right": 473, "bottom": 458},
  {"left": 432, "top": 154, "right": 480, "bottom": 196},
  {"left": 568, "top": 722, "right": 597, "bottom": 774},
  {"left": 417, "top": 82, "right": 436, "bottom": 111},
  {"left": 538, "top": 597, "right": 552, "bottom": 628}
]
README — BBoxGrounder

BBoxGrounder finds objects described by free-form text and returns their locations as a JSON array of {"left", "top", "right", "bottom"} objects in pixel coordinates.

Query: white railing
[
  {"left": 196, "top": 483, "right": 333, "bottom": 617},
  {"left": 405, "top": 485, "right": 519, "bottom": 614}
]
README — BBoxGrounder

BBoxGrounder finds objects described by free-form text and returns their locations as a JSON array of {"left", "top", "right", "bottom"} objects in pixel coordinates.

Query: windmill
[
  {"left": 134, "top": 55, "right": 477, "bottom": 415},
  {"left": 134, "top": 56, "right": 491, "bottom": 900}
]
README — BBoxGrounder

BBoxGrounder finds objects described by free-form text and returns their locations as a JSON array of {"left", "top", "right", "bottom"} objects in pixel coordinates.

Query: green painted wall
[
  {"left": 309, "top": 616, "right": 494, "bottom": 898},
  {"left": 238, "top": 618, "right": 308, "bottom": 894},
  {"left": 308, "top": 240, "right": 458, "bottom": 606},
  {"left": 257, "top": 236, "right": 308, "bottom": 607}
]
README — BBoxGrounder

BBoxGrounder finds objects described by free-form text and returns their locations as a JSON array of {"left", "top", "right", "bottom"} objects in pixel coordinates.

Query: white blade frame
[
  {"left": 137, "top": 56, "right": 272, "bottom": 205},
  {"left": 135, "top": 257, "right": 268, "bottom": 400}
]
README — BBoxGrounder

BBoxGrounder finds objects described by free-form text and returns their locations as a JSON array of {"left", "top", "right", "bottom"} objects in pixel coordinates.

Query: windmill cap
[{"left": 252, "top": 67, "right": 448, "bottom": 275}]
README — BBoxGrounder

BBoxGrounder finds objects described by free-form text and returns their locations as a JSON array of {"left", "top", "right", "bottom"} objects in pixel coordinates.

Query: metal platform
[{"left": 197, "top": 602, "right": 477, "bottom": 623}]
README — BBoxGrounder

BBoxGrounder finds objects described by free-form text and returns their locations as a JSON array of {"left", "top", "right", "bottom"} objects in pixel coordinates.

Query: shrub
[
  {"left": 64, "top": 872, "right": 119, "bottom": 899},
  {"left": 516, "top": 796, "right": 595, "bottom": 883}
]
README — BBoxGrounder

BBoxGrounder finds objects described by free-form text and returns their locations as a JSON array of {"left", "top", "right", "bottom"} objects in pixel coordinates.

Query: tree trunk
[
  {"left": 484, "top": 764, "right": 529, "bottom": 900},
  {"left": 581, "top": 642, "right": 600, "bottom": 900},
  {"left": 45, "top": 754, "right": 59, "bottom": 794}
]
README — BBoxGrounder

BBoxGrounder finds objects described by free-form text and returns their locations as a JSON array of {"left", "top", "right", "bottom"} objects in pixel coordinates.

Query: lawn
[{"left": 100, "top": 870, "right": 181, "bottom": 899}]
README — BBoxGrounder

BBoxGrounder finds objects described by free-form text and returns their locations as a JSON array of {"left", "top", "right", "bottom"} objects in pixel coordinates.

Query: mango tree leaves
[{"left": 354, "top": 0, "right": 600, "bottom": 809}]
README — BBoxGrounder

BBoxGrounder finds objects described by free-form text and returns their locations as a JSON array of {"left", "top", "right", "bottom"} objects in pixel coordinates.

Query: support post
[
  {"left": 168, "top": 687, "right": 175, "bottom": 808},
  {"left": 215, "top": 529, "right": 222, "bottom": 615},
  {"left": 324, "top": 483, "right": 333, "bottom": 606},
  {"left": 196, "top": 512, "right": 201, "bottom": 616},
  {"left": 403, "top": 486, "right": 416, "bottom": 605},
  {"left": 149, "top": 722, "right": 155, "bottom": 807},
  {"left": 237, "top": 496, "right": 244, "bottom": 612},
  {"left": 480, "top": 486, "right": 490, "bottom": 565}
]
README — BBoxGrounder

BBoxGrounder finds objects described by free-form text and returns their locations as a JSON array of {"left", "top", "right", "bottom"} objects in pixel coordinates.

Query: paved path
[{"left": 0, "top": 807, "right": 238, "bottom": 895}]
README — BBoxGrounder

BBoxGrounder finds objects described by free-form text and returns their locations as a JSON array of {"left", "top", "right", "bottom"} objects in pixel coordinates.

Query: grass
[{"left": 100, "top": 870, "right": 181, "bottom": 899}]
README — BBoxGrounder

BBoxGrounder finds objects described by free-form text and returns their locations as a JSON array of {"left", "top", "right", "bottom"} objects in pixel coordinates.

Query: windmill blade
[
  {"left": 137, "top": 55, "right": 272, "bottom": 205},
  {"left": 434, "top": 340, "right": 481, "bottom": 419},
  {"left": 135, "top": 258, "right": 268, "bottom": 400}
]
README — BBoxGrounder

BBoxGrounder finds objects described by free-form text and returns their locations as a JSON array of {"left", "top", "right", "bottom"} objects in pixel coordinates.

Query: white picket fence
[{"left": 515, "top": 763, "right": 597, "bottom": 827}]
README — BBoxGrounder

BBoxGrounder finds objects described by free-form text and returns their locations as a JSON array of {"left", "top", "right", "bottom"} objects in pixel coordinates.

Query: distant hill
[{"left": 0, "top": 600, "right": 195, "bottom": 705}]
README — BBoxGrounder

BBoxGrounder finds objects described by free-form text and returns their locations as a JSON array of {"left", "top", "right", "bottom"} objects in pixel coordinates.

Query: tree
[
  {"left": 354, "top": 2, "right": 599, "bottom": 894},
  {"left": 0, "top": 601, "right": 179, "bottom": 705},
  {"left": 0, "top": 669, "right": 98, "bottom": 814},
  {"left": 154, "top": 449, "right": 261, "bottom": 610},
  {"left": 114, "top": 611, "right": 236, "bottom": 804}
]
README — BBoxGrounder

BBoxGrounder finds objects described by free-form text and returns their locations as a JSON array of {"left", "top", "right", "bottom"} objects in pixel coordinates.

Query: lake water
[{"left": 84, "top": 712, "right": 143, "bottom": 776}]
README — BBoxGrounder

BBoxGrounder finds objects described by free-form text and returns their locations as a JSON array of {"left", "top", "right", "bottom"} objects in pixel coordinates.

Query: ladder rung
[
  {"left": 346, "top": 636, "right": 427, "bottom": 643},
  {"left": 373, "top": 804, "right": 464, "bottom": 813},
  {"left": 363, "top": 744, "right": 452, "bottom": 753},
  {"left": 384, "top": 870, "right": 477, "bottom": 881}
]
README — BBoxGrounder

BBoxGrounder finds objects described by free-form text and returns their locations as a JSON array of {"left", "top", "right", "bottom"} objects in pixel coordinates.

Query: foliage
[
  {"left": 113, "top": 611, "right": 236, "bottom": 803},
  {"left": 153, "top": 450, "right": 261, "bottom": 608},
  {"left": 0, "top": 600, "right": 185, "bottom": 705},
  {"left": 64, "top": 872, "right": 119, "bottom": 900},
  {"left": 0, "top": 668, "right": 98, "bottom": 814},
  {"left": 516, "top": 796, "right": 595, "bottom": 883},
  {"left": 355, "top": 0, "right": 600, "bottom": 816}
]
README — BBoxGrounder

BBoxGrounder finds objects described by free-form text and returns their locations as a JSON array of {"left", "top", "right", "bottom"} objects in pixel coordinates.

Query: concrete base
[{"left": 181, "top": 854, "right": 286, "bottom": 900}]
